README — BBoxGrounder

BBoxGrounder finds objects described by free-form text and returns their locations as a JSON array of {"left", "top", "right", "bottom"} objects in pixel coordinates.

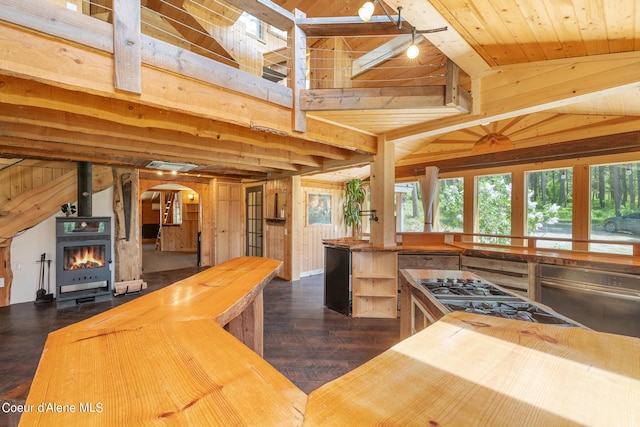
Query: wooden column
[
  {"left": 290, "top": 9, "right": 307, "bottom": 133},
  {"left": 370, "top": 135, "right": 396, "bottom": 247},
  {"left": 463, "top": 172, "right": 476, "bottom": 240},
  {"left": 113, "top": 168, "right": 141, "bottom": 282},
  {"left": 113, "top": 0, "right": 141, "bottom": 94},
  {"left": 288, "top": 175, "right": 302, "bottom": 280},
  {"left": 572, "top": 164, "right": 590, "bottom": 251},
  {"left": 511, "top": 169, "right": 525, "bottom": 246}
]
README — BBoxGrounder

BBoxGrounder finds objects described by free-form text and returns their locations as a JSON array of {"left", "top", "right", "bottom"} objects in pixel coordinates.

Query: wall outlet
[{"left": 0, "top": 278, "right": 4, "bottom": 288}]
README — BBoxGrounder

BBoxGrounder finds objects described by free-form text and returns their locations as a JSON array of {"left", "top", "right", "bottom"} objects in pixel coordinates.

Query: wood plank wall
[
  {"left": 300, "top": 180, "right": 348, "bottom": 275},
  {"left": 0, "top": 161, "right": 74, "bottom": 205}
]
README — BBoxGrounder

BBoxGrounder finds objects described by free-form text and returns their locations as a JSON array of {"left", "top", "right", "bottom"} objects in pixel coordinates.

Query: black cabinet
[{"left": 324, "top": 246, "right": 351, "bottom": 315}]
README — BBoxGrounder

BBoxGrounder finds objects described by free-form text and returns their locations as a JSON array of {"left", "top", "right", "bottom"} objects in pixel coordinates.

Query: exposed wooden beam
[
  {"left": 0, "top": 76, "right": 359, "bottom": 159},
  {"left": 352, "top": 33, "right": 420, "bottom": 77},
  {"left": 297, "top": 15, "right": 408, "bottom": 37},
  {"left": 0, "top": 103, "right": 325, "bottom": 168},
  {"left": 0, "top": 125, "right": 302, "bottom": 173},
  {"left": 301, "top": 86, "right": 457, "bottom": 111},
  {"left": 223, "top": 0, "right": 294, "bottom": 31},
  {"left": 395, "top": 131, "right": 640, "bottom": 178},
  {"left": 387, "top": 52, "right": 640, "bottom": 143},
  {"left": 388, "top": 0, "right": 492, "bottom": 77}
]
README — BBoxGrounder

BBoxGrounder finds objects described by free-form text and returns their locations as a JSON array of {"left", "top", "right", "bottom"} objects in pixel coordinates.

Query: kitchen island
[{"left": 399, "top": 268, "right": 586, "bottom": 339}]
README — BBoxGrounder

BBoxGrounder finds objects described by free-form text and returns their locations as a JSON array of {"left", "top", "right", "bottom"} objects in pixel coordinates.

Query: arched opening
[{"left": 140, "top": 183, "right": 200, "bottom": 273}]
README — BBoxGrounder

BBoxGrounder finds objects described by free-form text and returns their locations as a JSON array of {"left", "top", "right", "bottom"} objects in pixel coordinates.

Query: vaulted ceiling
[{"left": 0, "top": 0, "right": 639, "bottom": 181}]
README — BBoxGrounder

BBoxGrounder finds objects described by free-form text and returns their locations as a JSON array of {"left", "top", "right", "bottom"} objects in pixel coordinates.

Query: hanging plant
[{"left": 343, "top": 179, "right": 366, "bottom": 235}]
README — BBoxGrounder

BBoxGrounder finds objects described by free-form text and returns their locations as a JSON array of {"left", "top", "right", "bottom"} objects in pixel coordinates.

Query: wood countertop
[
  {"left": 304, "top": 311, "right": 640, "bottom": 426},
  {"left": 323, "top": 238, "right": 640, "bottom": 274},
  {"left": 19, "top": 257, "right": 640, "bottom": 426},
  {"left": 20, "top": 257, "right": 307, "bottom": 427}
]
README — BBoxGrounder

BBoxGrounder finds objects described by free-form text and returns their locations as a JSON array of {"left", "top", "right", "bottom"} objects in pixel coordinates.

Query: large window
[
  {"left": 527, "top": 168, "right": 570, "bottom": 250},
  {"left": 590, "top": 162, "right": 640, "bottom": 254},
  {"left": 438, "top": 177, "right": 464, "bottom": 232},
  {"left": 476, "top": 174, "right": 511, "bottom": 244}
]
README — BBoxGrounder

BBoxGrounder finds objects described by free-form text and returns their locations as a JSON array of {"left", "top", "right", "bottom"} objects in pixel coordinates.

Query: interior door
[
  {"left": 216, "top": 182, "right": 243, "bottom": 264},
  {"left": 245, "top": 186, "right": 263, "bottom": 257}
]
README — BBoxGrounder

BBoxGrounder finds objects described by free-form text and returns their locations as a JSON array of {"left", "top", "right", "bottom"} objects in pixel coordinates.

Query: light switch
[{"left": 0, "top": 278, "right": 4, "bottom": 288}]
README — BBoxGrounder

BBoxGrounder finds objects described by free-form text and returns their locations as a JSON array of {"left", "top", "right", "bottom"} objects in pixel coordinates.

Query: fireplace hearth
[{"left": 56, "top": 216, "right": 112, "bottom": 308}]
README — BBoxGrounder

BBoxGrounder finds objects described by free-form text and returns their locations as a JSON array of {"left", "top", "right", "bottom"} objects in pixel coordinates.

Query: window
[
  {"left": 476, "top": 174, "right": 511, "bottom": 244},
  {"left": 526, "top": 168, "right": 570, "bottom": 250},
  {"left": 239, "top": 12, "right": 264, "bottom": 39},
  {"left": 590, "top": 162, "right": 640, "bottom": 255},
  {"left": 398, "top": 182, "right": 423, "bottom": 232},
  {"left": 438, "top": 177, "right": 464, "bottom": 232}
]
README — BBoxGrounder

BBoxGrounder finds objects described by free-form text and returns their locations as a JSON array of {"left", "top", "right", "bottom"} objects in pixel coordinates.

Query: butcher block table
[{"left": 304, "top": 311, "right": 640, "bottom": 427}]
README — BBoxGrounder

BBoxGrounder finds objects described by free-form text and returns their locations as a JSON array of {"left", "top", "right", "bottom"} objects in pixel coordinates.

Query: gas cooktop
[
  {"left": 440, "top": 300, "right": 581, "bottom": 326},
  {"left": 417, "top": 277, "right": 513, "bottom": 298}
]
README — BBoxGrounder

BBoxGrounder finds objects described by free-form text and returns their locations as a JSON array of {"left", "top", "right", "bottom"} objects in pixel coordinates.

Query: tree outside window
[{"left": 476, "top": 174, "right": 511, "bottom": 244}]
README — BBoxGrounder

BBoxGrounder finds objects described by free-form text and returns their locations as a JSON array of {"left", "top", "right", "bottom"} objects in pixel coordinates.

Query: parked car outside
[{"left": 603, "top": 212, "right": 640, "bottom": 234}]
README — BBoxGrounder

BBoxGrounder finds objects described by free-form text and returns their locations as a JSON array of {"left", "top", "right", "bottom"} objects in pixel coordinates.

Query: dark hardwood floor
[{"left": 0, "top": 267, "right": 401, "bottom": 412}]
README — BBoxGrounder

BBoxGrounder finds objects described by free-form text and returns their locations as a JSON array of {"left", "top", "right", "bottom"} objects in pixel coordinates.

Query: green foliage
[
  {"left": 438, "top": 178, "right": 464, "bottom": 232},
  {"left": 477, "top": 175, "right": 512, "bottom": 243},
  {"left": 343, "top": 179, "right": 366, "bottom": 228}
]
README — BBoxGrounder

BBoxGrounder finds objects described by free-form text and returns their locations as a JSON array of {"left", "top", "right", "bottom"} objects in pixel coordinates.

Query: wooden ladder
[{"left": 154, "top": 192, "right": 175, "bottom": 250}]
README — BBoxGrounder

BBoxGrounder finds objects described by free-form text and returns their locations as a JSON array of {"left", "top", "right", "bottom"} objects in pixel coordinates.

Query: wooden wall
[
  {"left": 159, "top": 191, "right": 199, "bottom": 252},
  {"left": 0, "top": 160, "right": 74, "bottom": 205},
  {"left": 140, "top": 178, "right": 213, "bottom": 267},
  {"left": 300, "top": 179, "right": 349, "bottom": 275}
]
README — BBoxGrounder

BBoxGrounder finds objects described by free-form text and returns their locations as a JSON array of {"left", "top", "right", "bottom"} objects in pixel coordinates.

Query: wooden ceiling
[
  {"left": 0, "top": 0, "right": 639, "bottom": 181},
  {"left": 290, "top": 0, "right": 640, "bottom": 179}
]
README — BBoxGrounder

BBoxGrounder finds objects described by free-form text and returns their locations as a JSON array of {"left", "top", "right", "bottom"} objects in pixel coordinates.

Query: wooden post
[
  {"left": 511, "top": 169, "right": 525, "bottom": 246},
  {"left": 370, "top": 135, "right": 396, "bottom": 247},
  {"left": 113, "top": 0, "right": 141, "bottom": 94},
  {"left": 572, "top": 164, "right": 590, "bottom": 251},
  {"left": 290, "top": 9, "right": 307, "bottom": 133},
  {"left": 113, "top": 168, "right": 141, "bottom": 282}
]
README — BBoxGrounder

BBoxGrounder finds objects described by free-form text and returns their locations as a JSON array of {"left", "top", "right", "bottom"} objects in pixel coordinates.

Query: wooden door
[{"left": 216, "top": 183, "right": 243, "bottom": 264}]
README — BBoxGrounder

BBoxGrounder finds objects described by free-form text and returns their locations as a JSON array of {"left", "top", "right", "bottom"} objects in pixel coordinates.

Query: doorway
[
  {"left": 140, "top": 184, "right": 199, "bottom": 273},
  {"left": 246, "top": 185, "right": 263, "bottom": 256}
]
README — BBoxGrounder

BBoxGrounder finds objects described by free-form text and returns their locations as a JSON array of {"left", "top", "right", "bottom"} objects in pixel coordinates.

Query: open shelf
[{"left": 351, "top": 252, "right": 398, "bottom": 318}]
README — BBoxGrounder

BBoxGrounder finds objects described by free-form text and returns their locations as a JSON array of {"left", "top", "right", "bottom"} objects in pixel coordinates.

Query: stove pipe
[{"left": 77, "top": 162, "right": 92, "bottom": 217}]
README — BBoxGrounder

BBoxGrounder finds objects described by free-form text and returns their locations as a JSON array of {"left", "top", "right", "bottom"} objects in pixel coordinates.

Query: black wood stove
[
  {"left": 55, "top": 216, "right": 112, "bottom": 308},
  {"left": 54, "top": 162, "right": 112, "bottom": 308}
]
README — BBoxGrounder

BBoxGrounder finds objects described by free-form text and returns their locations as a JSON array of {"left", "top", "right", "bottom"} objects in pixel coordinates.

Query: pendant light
[{"left": 357, "top": 0, "right": 447, "bottom": 59}]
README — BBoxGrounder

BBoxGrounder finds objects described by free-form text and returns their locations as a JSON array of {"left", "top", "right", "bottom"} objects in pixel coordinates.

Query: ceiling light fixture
[{"left": 358, "top": 0, "right": 447, "bottom": 59}]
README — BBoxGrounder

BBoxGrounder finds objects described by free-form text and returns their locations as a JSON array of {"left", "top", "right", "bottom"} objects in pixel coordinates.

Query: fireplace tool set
[{"left": 35, "top": 252, "right": 53, "bottom": 304}]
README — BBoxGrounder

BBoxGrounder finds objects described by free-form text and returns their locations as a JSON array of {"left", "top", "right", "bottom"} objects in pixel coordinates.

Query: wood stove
[{"left": 56, "top": 216, "right": 112, "bottom": 308}]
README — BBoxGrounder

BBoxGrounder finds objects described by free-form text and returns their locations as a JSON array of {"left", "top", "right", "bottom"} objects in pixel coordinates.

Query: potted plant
[{"left": 343, "top": 178, "right": 366, "bottom": 238}]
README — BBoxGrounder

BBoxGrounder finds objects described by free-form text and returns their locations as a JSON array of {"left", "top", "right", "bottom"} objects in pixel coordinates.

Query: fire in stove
[{"left": 64, "top": 245, "right": 106, "bottom": 270}]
